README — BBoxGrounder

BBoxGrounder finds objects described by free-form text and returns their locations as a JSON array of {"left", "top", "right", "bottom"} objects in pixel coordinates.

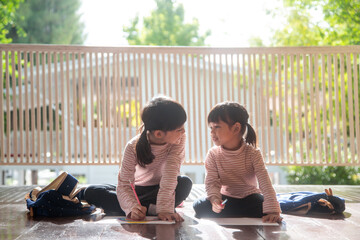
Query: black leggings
[
  {"left": 193, "top": 193, "right": 264, "bottom": 218},
  {"left": 84, "top": 175, "right": 193, "bottom": 215}
]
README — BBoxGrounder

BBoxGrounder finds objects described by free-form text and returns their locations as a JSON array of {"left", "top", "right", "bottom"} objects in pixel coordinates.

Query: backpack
[
  {"left": 276, "top": 188, "right": 345, "bottom": 215},
  {"left": 25, "top": 172, "right": 95, "bottom": 217}
]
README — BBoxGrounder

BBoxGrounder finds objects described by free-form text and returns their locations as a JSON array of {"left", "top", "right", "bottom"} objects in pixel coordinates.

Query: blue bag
[
  {"left": 25, "top": 172, "right": 95, "bottom": 217},
  {"left": 276, "top": 188, "right": 345, "bottom": 215}
]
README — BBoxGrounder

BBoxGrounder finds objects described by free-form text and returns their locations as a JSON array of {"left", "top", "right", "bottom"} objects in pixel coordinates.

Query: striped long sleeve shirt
[
  {"left": 205, "top": 142, "right": 281, "bottom": 214},
  {"left": 116, "top": 134, "right": 186, "bottom": 216}
]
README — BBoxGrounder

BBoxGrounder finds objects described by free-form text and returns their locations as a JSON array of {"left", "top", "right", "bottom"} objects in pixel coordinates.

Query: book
[{"left": 117, "top": 216, "right": 176, "bottom": 224}]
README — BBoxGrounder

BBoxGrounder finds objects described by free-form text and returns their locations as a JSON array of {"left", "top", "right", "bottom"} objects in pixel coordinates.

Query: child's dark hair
[
  {"left": 136, "top": 96, "right": 187, "bottom": 167},
  {"left": 208, "top": 101, "right": 257, "bottom": 147}
]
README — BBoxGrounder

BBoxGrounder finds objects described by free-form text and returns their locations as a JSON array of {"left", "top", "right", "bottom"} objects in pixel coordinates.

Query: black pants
[
  {"left": 84, "top": 175, "right": 193, "bottom": 215},
  {"left": 192, "top": 193, "right": 264, "bottom": 218}
]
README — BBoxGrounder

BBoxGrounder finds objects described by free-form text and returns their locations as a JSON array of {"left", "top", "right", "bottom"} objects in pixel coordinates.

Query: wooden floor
[{"left": 1, "top": 185, "right": 360, "bottom": 240}]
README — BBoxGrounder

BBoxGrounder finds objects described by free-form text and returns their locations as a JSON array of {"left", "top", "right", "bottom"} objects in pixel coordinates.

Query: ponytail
[
  {"left": 135, "top": 127, "right": 155, "bottom": 167},
  {"left": 244, "top": 122, "right": 257, "bottom": 147}
]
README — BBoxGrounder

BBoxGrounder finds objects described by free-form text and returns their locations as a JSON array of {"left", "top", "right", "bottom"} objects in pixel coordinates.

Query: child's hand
[
  {"left": 211, "top": 199, "right": 225, "bottom": 213},
  {"left": 262, "top": 212, "right": 283, "bottom": 223},
  {"left": 129, "top": 205, "right": 147, "bottom": 220},
  {"left": 158, "top": 212, "right": 184, "bottom": 222}
]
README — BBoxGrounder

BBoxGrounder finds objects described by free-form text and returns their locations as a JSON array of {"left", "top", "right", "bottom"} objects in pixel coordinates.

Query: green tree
[
  {"left": 123, "top": 0, "right": 210, "bottom": 46},
  {"left": 0, "top": 0, "right": 23, "bottom": 43},
  {"left": 6, "top": 0, "right": 85, "bottom": 44},
  {"left": 267, "top": 0, "right": 360, "bottom": 184}
]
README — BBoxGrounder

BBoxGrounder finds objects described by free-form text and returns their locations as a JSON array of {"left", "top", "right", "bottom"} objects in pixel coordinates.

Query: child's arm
[
  {"left": 205, "top": 151, "right": 222, "bottom": 203},
  {"left": 156, "top": 134, "right": 186, "bottom": 215},
  {"left": 262, "top": 212, "right": 283, "bottom": 223},
  {"left": 252, "top": 149, "right": 282, "bottom": 215}
]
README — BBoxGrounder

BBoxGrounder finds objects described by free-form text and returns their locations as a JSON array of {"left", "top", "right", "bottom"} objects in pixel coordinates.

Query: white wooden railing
[{"left": 1, "top": 44, "right": 359, "bottom": 166}]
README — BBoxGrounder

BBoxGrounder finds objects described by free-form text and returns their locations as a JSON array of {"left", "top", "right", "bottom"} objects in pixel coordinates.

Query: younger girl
[
  {"left": 83, "top": 96, "right": 192, "bottom": 222},
  {"left": 193, "top": 102, "right": 282, "bottom": 223}
]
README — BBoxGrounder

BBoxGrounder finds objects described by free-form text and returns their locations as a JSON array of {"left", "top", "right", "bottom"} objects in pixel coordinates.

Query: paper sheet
[
  {"left": 204, "top": 218, "right": 279, "bottom": 226},
  {"left": 117, "top": 216, "right": 175, "bottom": 224}
]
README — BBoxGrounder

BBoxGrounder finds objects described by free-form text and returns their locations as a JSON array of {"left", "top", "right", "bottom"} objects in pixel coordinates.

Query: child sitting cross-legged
[{"left": 193, "top": 101, "right": 282, "bottom": 223}]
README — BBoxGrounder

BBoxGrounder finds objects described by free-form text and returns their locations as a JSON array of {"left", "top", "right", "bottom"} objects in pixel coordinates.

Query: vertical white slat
[
  {"left": 180, "top": 54, "right": 185, "bottom": 105},
  {"left": 84, "top": 52, "right": 89, "bottom": 163},
  {"left": 321, "top": 54, "right": 328, "bottom": 163},
  {"left": 296, "top": 54, "right": 304, "bottom": 164},
  {"left": 121, "top": 53, "right": 127, "bottom": 148},
  {"left": 175, "top": 54, "right": 180, "bottom": 101},
  {"left": 117, "top": 53, "right": 122, "bottom": 160},
  {"left": 78, "top": 53, "right": 84, "bottom": 163},
  {"left": 253, "top": 54, "right": 258, "bottom": 132},
  {"left": 340, "top": 53, "right": 348, "bottom": 163},
  {"left": 309, "top": 54, "right": 317, "bottom": 164},
  {"left": 95, "top": 52, "right": 101, "bottom": 162},
  {"left": 133, "top": 53, "right": 139, "bottom": 138},
  {"left": 265, "top": 54, "right": 271, "bottom": 163},
  {"left": 0, "top": 50, "right": 3, "bottom": 162},
  {"left": 327, "top": 54, "right": 335, "bottom": 164},
  {"left": 346, "top": 53, "right": 355, "bottom": 164},
  {"left": 191, "top": 55, "right": 198, "bottom": 162},
  {"left": 203, "top": 55, "right": 209, "bottom": 157},
  {"left": 314, "top": 54, "right": 321, "bottom": 164},
  {"left": 225, "top": 54, "right": 230, "bottom": 100},
  {"left": 5, "top": 51, "right": 10, "bottom": 163},
  {"left": 219, "top": 54, "right": 224, "bottom": 101},
  {"left": 209, "top": 54, "right": 214, "bottom": 108},
  {"left": 247, "top": 54, "right": 253, "bottom": 123},
  {"left": 113, "top": 53, "right": 118, "bottom": 163},
  {"left": 242, "top": 54, "right": 246, "bottom": 105},
  {"left": 303, "top": 54, "right": 310, "bottom": 164},
  {"left": 231, "top": 54, "right": 235, "bottom": 100},
  {"left": 11, "top": 51, "right": 18, "bottom": 163},
  {"left": 127, "top": 53, "right": 132, "bottom": 141},
  {"left": 156, "top": 53, "right": 161, "bottom": 93},
  {"left": 101, "top": 53, "right": 106, "bottom": 163},
  {"left": 290, "top": 54, "right": 296, "bottom": 163},
  {"left": 35, "top": 52, "right": 40, "bottom": 163},
  {"left": 60, "top": 53, "right": 66, "bottom": 163},
  {"left": 214, "top": 54, "right": 218, "bottom": 104},
  {"left": 280, "top": 54, "right": 286, "bottom": 163},
  {"left": 150, "top": 53, "right": 154, "bottom": 97},
  {"left": 72, "top": 53, "right": 78, "bottom": 163},
  {"left": 144, "top": 53, "right": 149, "bottom": 101},
  {"left": 185, "top": 54, "right": 192, "bottom": 162},
  {"left": 66, "top": 53, "right": 72, "bottom": 163},
  {"left": 167, "top": 53, "right": 172, "bottom": 98},
  {"left": 54, "top": 53, "right": 59, "bottom": 164},
  {"left": 354, "top": 55, "right": 360, "bottom": 164},
  {"left": 42, "top": 53, "right": 47, "bottom": 163},
  {"left": 89, "top": 52, "right": 95, "bottom": 163},
  {"left": 236, "top": 54, "right": 241, "bottom": 106},
  {"left": 162, "top": 53, "right": 167, "bottom": 96},
  {"left": 190, "top": 54, "right": 200, "bottom": 162},
  {"left": 138, "top": 53, "right": 143, "bottom": 125},
  {"left": 24, "top": 52, "right": 30, "bottom": 163},
  {"left": 197, "top": 56, "right": 202, "bottom": 162},
  {"left": 259, "top": 54, "right": 266, "bottom": 157},
  {"left": 334, "top": 55, "right": 341, "bottom": 164},
  {"left": 271, "top": 54, "right": 278, "bottom": 163},
  {"left": 107, "top": 53, "right": 111, "bottom": 162},
  {"left": 47, "top": 52, "right": 53, "bottom": 163},
  {"left": 17, "top": 51, "right": 24, "bottom": 163}
]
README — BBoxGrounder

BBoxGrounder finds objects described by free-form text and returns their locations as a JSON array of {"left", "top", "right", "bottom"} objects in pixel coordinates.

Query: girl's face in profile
[
  {"left": 164, "top": 125, "right": 185, "bottom": 144},
  {"left": 209, "top": 120, "right": 241, "bottom": 150}
]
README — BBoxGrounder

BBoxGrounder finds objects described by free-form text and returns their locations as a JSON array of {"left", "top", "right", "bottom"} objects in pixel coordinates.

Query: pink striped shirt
[
  {"left": 205, "top": 142, "right": 281, "bottom": 214},
  {"left": 117, "top": 134, "right": 186, "bottom": 216}
]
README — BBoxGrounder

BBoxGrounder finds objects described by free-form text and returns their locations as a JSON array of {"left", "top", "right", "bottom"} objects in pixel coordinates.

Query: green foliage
[
  {"left": 0, "top": 0, "right": 23, "bottom": 43},
  {"left": 268, "top": 0, "right": 360, "bottom": 46},
  {"left": 6, "top": 0, "right": 85, "bottom": 44},
  {"left": 284, "top": 166, "right": 360, "bottom": 185},
  {"left": 123, "top": 0, "right": 210, "bottom": 46}
]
